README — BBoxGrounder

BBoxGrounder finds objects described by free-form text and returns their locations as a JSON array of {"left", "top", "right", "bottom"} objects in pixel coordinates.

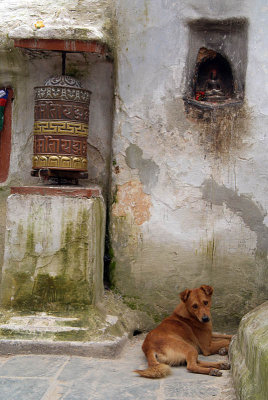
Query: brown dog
[{"left": 134, "top": 285, "right": 232, "bottom": 378}]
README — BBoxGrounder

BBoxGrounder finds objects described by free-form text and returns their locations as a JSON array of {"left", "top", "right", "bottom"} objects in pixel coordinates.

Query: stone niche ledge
[
  {"left": 10, "top": 185, "right": 101, "bottom": 199},
  {"left": 230, "top": 302, "right": 268, "bottom": 400},
  {"left": 13, "top": 38, "right": 108, "bottom": 55}
]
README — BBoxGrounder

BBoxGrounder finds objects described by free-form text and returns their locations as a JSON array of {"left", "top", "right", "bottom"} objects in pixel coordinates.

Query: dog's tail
[
  {"left": 134, "top": 349, "right": 171, "bottom": 379},
  {"left": 134, "top": 363, "right": 171, "bottom": 379}
]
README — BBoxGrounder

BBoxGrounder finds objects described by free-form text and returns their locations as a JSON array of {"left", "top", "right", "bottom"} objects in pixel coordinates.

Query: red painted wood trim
[
  {"left": 11, "top": 186, "right": 101, "bottom": 198},
  {"left": 14, "top": 39, "right": 107, "bottom": 54},
  {"left": 0, "top": 88, "right": 13, "bottom": 183}
]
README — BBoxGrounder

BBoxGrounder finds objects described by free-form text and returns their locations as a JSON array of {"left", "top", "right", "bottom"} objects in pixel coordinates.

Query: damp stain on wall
[
  {"left": 125, "top": 144, "right": 159, "bottom": 194},
  {"left": 201, "top": 177, "right": 268, "bottom": 256}
]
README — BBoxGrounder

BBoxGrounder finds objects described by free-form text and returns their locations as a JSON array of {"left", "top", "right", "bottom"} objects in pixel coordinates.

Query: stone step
[
  {"left": 0, "top": 314, "right": 87, "bottom": 333},
  {"left": 0, "top": 311, "right": 127, "bottom": 358}
]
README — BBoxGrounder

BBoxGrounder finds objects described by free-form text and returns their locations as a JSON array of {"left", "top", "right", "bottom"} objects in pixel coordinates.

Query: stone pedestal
[{"left": 0, "top": 186, "right": 105, "bottom": 310}]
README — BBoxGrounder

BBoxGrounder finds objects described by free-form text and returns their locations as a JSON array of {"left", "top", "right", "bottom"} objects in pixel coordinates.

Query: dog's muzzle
[{"left": 202, "top": 315, "right": 210, "bottom": 323}]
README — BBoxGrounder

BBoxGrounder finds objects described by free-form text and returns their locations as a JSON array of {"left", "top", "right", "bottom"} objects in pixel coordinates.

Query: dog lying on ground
[{"left": 134, "top": 285, "right": 232, "bottom": 378}]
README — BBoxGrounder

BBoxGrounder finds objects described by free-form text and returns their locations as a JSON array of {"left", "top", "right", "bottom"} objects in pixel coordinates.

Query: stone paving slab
[{"left": 0, "top": 336, "right": 237, "bottom": 400}]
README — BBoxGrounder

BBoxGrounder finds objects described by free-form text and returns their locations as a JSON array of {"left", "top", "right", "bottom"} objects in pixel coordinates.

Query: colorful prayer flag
[{"left": 0, "top": 89, "right": 8, "bottom": 132}]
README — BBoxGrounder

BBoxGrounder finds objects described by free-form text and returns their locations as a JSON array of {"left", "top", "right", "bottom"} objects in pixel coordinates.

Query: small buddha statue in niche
[{"left": 204, "top": 69, "right": 226, "bottom": 102}]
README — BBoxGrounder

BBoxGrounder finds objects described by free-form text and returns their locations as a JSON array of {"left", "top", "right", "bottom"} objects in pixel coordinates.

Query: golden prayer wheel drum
[{"left": 32, "top": 75, "right": 91, "bottom": 179}]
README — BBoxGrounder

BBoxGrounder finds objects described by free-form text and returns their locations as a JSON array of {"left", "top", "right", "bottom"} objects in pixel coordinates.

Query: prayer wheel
[{"left": 32, "top": 75, "right": 91, "bottom": 179}]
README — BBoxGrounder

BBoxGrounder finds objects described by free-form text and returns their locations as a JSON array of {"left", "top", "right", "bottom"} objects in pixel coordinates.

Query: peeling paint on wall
[{"left": 112, "top": 180, "right": 151, "bottom": 225}]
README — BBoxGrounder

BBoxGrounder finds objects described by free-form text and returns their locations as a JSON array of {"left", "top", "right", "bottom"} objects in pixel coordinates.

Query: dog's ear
[
  {"left": 200, "top": 285, "right": 213, "bottom": 296},
  {"left": 180, "top": 289, "right": 191, "bottom": 303}
]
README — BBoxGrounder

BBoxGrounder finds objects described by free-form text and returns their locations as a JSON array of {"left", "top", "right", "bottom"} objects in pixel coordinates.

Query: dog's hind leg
[
  {"left": 185, "top": 348, "right": 223, "bottom": 376},
  {"left": 156, "top": 340, "right": 186, "bottom": 367}
]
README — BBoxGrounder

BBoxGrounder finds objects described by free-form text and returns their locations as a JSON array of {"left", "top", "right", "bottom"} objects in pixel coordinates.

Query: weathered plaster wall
[
  {"left": 110, "top": 0, "right": 268, "bottom": 330},
  {"left": 0, "top": 1, "right": 267, "bottom": 332}
]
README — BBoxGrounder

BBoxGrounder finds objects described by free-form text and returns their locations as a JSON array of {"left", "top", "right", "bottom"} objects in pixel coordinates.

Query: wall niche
[{"left": 184, "top": 18, "right": 248, "bottom": 112}]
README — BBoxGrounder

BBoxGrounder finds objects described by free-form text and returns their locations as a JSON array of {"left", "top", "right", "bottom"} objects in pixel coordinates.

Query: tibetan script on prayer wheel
[{"left": 32, "top": 76, "right": 91, "bottom": 179}]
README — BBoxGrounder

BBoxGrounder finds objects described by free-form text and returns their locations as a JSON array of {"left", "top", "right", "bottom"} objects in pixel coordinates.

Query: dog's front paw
[
  {"left": 219, "top": 362, "right": 231, "bottom": 370},
  {"left": 218, "top": 347, "right": 228, "bottom": 355},
  {"left": 209, "top": 368, "right": 222, "bottom": 377}
]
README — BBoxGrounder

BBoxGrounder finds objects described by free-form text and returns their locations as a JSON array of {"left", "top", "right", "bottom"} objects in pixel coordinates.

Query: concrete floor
[{"left": 0, "top": 335, "right": 237, "bottom": 400}]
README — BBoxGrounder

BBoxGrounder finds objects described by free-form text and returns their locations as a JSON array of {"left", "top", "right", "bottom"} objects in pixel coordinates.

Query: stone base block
[
  {"left": 230, "top": 302, "right": 268, "bottom": 400},
  {"left": 0, "top": 185, "right": 105, "bottom": 311}
]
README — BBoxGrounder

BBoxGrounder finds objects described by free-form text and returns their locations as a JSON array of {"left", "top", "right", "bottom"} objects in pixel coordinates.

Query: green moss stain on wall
[
  {"left": 0, "top": 187, "right": 10, "bottom": 283},
  {"left": 32, "top": 273, "right": 91, "bottom": 311},
  {"left": 92, "top": 198, "right": 105, "bottom": 303},
  {"left": 26, "top": 222, "right": 35, "bottom": 255}
]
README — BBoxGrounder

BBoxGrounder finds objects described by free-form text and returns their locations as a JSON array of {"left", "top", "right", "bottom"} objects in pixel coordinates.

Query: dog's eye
[
  {"left": 203, "top": 301, "right": 208, "bottom": 305},
  {"left": 192, "top": 304, "right": 198, "bottom": 309}
]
